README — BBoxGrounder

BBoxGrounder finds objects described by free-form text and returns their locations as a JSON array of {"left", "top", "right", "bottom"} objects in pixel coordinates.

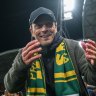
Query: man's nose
[{"left": 41, "top": 25, "right": 48, "bottom": 31}]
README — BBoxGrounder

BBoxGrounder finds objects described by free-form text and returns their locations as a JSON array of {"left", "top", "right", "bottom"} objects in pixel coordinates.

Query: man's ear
[
  {"left": 55, "top": 22, "right": 57, "bottom": 26},
  {"left": 29, "top": 26, "right": 35, "bottom": 40},
  {"left": 29, "top": 25, "right": 35, "bottom": 37},
  {"left": 29, "top": 25, "right": 32, "bottom": 32}
]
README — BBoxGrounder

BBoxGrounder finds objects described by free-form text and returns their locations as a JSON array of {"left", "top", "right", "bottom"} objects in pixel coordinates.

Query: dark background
[{"left": 0, "top": 0, "right": 84, "bottom": 53}]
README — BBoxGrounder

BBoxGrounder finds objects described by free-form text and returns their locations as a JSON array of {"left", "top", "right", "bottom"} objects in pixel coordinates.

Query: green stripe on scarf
[{"left": 26, "top": 40, "right": 80, "bottom": 96}]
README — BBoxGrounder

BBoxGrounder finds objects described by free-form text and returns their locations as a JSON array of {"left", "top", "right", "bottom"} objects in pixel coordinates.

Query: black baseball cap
[{"left": 29, "top": 7, "right": 56, "bottom": 25}]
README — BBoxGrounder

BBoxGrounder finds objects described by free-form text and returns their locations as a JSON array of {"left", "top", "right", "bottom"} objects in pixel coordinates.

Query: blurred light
[
  {"left": 64, "top": 12, "right": 73, "bottom": 20},
  {"left": 63, "top": 0, "right": 75, "bottom": 20},
  {"left": 64, "top": 0, "right": 75, "bottom": 12}
]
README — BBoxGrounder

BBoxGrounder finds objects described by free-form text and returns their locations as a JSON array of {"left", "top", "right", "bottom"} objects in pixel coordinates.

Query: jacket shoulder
[{"left": 64, "top": 38, "right": 79, "bottom": 48}]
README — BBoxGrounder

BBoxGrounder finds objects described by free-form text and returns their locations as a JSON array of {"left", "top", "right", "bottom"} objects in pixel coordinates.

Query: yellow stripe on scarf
[
  {"left": 54, "top": 70, "right": 76, "bottom": 78},
  {"left": 55, "top": 78, "right": 77, "bottom": 83},
  {"left": 27, "top": 95, "right": 45, "bottom": 96},
  {"left": 27, "top": 88, "right": 46, "bottom": 93}
]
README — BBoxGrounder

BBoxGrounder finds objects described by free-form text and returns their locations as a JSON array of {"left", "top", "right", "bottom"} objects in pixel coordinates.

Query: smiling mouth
[{"left": 39, "top": 33, "right": 52, "bottom": 38}]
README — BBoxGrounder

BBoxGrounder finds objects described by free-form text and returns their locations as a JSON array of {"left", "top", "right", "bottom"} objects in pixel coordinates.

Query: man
[{"left": 4, "top": 7, "right": 96, "bottom": 96}]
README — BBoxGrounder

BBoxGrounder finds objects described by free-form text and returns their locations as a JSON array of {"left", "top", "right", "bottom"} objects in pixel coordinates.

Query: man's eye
[
  {"left": 35, "top": 25, "right": 42, "bottom": 29},
  {"left": 46, "top": 23, "right": 53, "bottom": 27}
]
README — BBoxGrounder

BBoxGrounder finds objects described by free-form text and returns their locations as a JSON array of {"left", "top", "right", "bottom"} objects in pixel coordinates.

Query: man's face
[{"left": 30, "top": 20, "right": 57, "bottom": 46}]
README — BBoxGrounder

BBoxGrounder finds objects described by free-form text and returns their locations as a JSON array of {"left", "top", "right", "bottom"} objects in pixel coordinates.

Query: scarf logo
[
  {"left": 56, "top": 42, "right": 69, "bottom": 65},
  {"left": 29, "top": 62, "right": 36, "bottom": 80},
  {"left": 56, "top": 53, "right": 69, "bottom": 65}
]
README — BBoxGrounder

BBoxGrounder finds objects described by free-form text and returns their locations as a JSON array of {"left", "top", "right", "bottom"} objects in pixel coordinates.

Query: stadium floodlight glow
[
  {"left": 63, "top": 0, "right": 75, "bottom": 20},
  {"left": 64, "top": 12, "right": 73, "bottom": 20},
  {"left": 64, "top": 0, "right": 75, "bottom": 12}
]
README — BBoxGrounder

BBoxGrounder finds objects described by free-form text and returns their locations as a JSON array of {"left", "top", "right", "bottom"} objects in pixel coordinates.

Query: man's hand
[
  {"left": 81, "top": 39, "right": 96, "bottom": 65},
  {"left": 21, "top": 40, "right": 42, "bottom": 65}
]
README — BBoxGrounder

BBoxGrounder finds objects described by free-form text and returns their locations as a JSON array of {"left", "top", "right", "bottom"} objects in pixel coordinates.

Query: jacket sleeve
[
  {"left": 4, "top": 49, "right": 31, "bottom": 93},
  {"left": 74, "top": 41, "right": 96, "bottom": 86}
]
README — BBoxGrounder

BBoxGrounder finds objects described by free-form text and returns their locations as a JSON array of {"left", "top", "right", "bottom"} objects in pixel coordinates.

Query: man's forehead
[
  {"left": 33, "top": 14, "right": 54, "bottom": 24},
  {"left": 34, "top": 21, "right": 53, "bottom": 26}
]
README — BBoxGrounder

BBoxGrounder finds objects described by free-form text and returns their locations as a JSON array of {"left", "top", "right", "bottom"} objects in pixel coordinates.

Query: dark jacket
[{"left": 4, "top": 32, "right": 96, "bottom": 96}]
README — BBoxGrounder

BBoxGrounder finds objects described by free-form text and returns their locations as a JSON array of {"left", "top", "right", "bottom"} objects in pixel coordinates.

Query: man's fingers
[
  {"left": 87, "top": 39, "right": 96, "bottom": 46},
  {"left": 23, "top": 40, "right": 38, "bottom": 51},
  {"left": 21, "top": 39, "right": 42, "bottom": 65},
  {"left": 25, "top": 54, "right": 42, "bottom": 64},
  {"left": 86, "top": 39, "right": 96, "bottom": 51},
  {"left": 86, "top": 48, "right": 96, "bottom": 55},
  {"left": 86, "top": 43, "right": 96, "bottom": 51},
  {"left": 86, "top": 55, "right": 95, "bottom": 65},
  {"left": 86, "top": 54, "right": 96, "bottom": 59},
  {"left": 22, "top": 42, "right": 41, "bottom": 57},
  {"left": 23, "top": 47, "right": 42, "bottom": 60},
  {"left": 90, "top": 59, "right": 94, "bottom": 65}
]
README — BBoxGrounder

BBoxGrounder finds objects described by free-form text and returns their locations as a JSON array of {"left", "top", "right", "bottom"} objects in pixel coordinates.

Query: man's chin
[
  {"left": 40, "top": 40, "right": 53, "bottom": 46},
  {"left": 37, "top": 35, "right": 55, "bottom": 46}
]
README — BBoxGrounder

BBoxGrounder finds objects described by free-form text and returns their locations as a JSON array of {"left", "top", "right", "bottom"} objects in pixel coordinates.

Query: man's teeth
[{"left": 40, "top": 33, "right": 52, "bottom": 38}]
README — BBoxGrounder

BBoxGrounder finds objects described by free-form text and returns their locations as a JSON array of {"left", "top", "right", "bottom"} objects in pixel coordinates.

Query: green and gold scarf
[{"left": 26, "top": 40, "right": 80, "bottom": 96}]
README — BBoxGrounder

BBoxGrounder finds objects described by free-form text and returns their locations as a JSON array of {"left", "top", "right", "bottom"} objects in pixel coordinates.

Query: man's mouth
[{"left": 39, "top": 32, "right": 52, "bottom": 38}]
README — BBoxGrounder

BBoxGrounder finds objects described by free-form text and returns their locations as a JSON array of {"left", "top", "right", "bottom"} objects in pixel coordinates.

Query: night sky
[{"left": 0, "top": 0, "right": 84, "bottom": 53}]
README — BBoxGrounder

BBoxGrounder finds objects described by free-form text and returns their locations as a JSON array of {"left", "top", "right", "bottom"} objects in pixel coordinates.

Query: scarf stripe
[
  {"left": 55, "top": 78, "right": 77, "bottom": 83},
  {"left": 54, "top": 70, "right": 76, "bottom": 78},
  {"left": 27, "top": 88, "right": 46, "bottom": 93}
]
